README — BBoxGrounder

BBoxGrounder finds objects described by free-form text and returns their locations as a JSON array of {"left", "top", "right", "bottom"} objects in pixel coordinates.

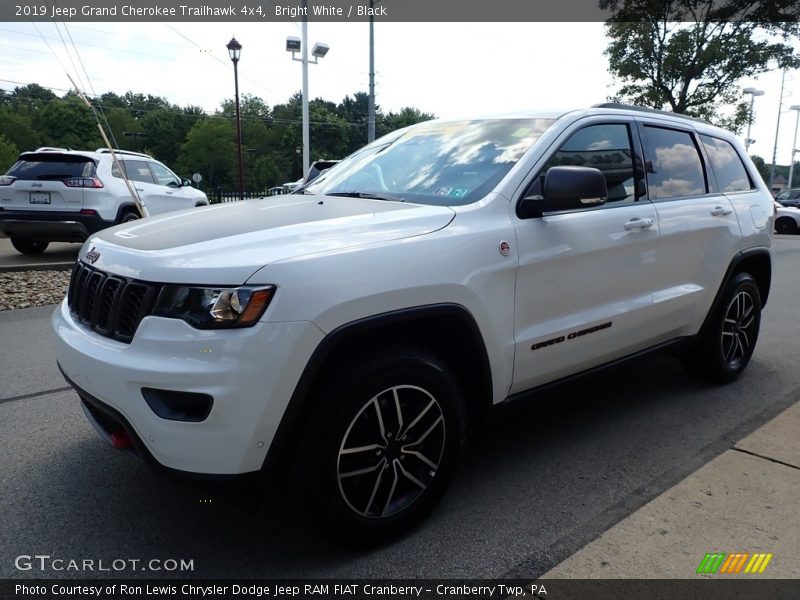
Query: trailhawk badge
[{"left": 85, "top": 247, "right": 101, "bottom": 264}]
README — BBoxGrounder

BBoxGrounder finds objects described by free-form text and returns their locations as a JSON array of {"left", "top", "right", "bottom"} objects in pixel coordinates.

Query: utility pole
[
  {"left": 769, "top": 69, "right": 786, "bottom": 190},
  {"left": 367, "top": 0, "right": 376, "bottom": 143}
]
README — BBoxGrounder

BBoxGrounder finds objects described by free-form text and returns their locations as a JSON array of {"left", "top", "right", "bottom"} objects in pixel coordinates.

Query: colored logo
[{"left": 696, "top": 552, "right": 773, "bottom": 574}]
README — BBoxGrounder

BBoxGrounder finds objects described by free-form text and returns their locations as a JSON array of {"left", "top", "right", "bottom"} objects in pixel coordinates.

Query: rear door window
[
  {"left": 7, "top": 154, "right": 95, "bottom": 180},
  {"left": 113, "top": 160, "right": 156, "bottom": 184},
  {"left": 641, "top": 126, "right": 707, "bottom": 200},
  {"left": 699, "top": 135, "right": 753, "bottom": 193}
]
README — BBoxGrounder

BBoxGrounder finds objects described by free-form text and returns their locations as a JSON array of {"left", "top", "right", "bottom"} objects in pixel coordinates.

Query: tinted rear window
[{"left": 7, "top": 154, "right": 96, "bottom": 180}]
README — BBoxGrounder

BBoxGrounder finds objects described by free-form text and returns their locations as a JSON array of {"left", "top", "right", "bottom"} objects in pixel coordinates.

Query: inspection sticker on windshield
[{"left": 451, "top": 188, "right": 469, "bottom": 198}]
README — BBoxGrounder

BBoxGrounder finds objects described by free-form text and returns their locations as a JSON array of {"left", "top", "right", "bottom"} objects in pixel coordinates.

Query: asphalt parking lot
[{"left": 1, "top": 238, "right": 799, "bottom": 580}]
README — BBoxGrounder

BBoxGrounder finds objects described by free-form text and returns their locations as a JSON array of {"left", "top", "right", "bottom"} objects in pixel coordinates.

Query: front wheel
[
  {"left": 682, "top": 272, "right": 762, "bottom": 383},
  {"left": 10, "top": 237, "right": 49, "bottom": 255},
  {"left": 292, "top": 348, "right": 465, "bottom": 546}
]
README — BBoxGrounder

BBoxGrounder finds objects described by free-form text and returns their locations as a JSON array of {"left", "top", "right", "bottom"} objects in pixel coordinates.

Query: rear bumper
[{"left": 0, "top": 210, "right": 114, "bottom": 241}]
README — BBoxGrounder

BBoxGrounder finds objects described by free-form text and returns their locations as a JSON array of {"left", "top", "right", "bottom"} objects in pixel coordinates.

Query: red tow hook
[{"left": 110, "top": 429, "right": 133, "bottom": 449}]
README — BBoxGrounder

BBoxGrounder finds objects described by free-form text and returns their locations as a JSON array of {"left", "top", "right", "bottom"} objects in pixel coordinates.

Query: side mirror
[
  {"left": 181, "top": 178, "right": 192, "bottom": 187},
  {"left": 519, "top": 166, "right": 607, "bottom": 218}
]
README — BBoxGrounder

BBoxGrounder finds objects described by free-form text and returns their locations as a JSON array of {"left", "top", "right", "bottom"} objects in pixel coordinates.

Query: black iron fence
[{"left": 206, "top": 190, "right": 268, "bottom": 204}]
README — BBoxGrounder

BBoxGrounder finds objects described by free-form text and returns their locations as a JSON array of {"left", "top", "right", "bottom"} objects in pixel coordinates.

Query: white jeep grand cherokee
[{"left": 53, "top": 104, "right": 773, "bottom": 544}]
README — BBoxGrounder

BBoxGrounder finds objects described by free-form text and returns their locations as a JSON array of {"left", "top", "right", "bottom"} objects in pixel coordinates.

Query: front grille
[{"left": 67, "top": 261, "right": 160, "bottom": 343}]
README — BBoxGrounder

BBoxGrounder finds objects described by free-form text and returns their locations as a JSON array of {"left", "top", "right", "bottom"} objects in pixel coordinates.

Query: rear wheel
[
  {"left": 120, "top": 210, "right": 140, "bottom": 224},
  {"left": 775, "top": 217, "right": 798, "bottom": 234},
  {"left": 292, "top": 348, "right": 465, "bottom": 546},
  {"left": 10, "top": 237, "right": 49, "bottom": 255},
  {"left": 682, "top": 272, "right": 761, "bottom": 383}
]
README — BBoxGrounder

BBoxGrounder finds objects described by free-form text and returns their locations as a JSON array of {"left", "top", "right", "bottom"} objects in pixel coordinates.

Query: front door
[{"left": 511, "top": 119, "right": 660, "bottom": 393}]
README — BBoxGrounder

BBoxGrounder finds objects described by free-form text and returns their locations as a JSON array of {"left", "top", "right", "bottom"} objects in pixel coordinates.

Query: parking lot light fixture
[
  {"left": 287, "top": 11, "right": 329, "bottom": 180},
  {"left": 743, "top": 87, "right": 764, "bottom": 153},
  {"left": 226, "top": 36, "right": 245, "bottom": 201}
]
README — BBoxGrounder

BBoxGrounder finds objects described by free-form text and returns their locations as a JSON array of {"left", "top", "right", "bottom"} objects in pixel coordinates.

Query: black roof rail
[{"left": 592, "top": 102, "right": 710, "bottom": 124}]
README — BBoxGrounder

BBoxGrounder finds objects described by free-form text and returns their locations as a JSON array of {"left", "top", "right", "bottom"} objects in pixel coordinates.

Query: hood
[{"left": 80, "top": 194, "right": 456, "bottom": 285}]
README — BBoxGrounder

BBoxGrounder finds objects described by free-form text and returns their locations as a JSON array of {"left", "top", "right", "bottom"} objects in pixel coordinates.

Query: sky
[{"left": 1, "top": 21, "right": 800, "bottom": 165}]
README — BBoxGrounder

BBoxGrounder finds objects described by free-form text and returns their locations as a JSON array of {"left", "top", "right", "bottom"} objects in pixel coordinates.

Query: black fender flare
[{"left": 261, "top": 303, "right": 493, "bottom": 473}]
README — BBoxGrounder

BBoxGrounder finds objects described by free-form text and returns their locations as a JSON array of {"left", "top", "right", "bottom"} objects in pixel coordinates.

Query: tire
[
  {"left": 291, "top": 348, "right": 465, "bottom": 546},
  {"left": 682, "top": 272, "right": 762, "bottom": 383},
  {"left": 775, "top": 217, "right": 798, "bottom": 234},
  {"left": 10, "top": 237, "right": 49, "bottom": 255},
  {"left": 120, "top": 210, "right": 141, "bottom": 223}
]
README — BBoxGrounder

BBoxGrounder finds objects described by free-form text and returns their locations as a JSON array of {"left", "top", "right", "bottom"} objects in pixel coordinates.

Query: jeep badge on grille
[{"left": 85, "top": 247, "right": 100, "bottom": 264}]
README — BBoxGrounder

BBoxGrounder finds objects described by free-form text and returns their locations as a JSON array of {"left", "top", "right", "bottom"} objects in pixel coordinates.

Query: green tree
[
  {"left": 140, "top": 106, "right": 201, "bottom": 165},
  {"left": 176, "top": 118, "right": 235, "bottom": 190},
  {"left": 0, "top": 135, "right": 19, "bottom": 173},
  {"left": 252, "top": 154, "right": 281, "bottom": 191},
  {"left": 378, "top": 107, "right": 434, "bottom": 136},
  {"left": 338, "top": 92, "right": 371, "bottom": 152},
  {"left": 749, "top": 155, "right": 770, "bottom": 185},
  {"left": 35, "top": 94, "right": 101, "bottom": 149},
  {"left": 601, "top": 0, "right": 800, "bottom": 130},
  {"left": 0, "top": 104, "right": 41, "bottom": 151}
]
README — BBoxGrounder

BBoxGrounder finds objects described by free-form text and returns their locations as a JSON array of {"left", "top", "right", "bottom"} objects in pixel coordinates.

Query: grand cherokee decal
[{"left": 531, "top": 321, "right": 613, "bottom": 351}]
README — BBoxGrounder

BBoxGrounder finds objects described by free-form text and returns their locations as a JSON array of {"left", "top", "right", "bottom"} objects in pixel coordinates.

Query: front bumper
[
  {"left": 0, "top": 210, "right": 114, "bottom": 242},
  {"left": 52, "top": 299, "right": 325, "bottom": 475}
]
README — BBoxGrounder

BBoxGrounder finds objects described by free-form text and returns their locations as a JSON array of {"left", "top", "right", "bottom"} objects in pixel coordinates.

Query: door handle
[
  {"left": 624, "top": 218, "right": 654, "bottom": 231},
  {"left": 711, "top": 206, "right": 732, "bottom": 216},
  {"left": 166, "top": 191, "right": 173, "bottom": 195},
  {"left": 135, "top": 188, "right": 143, "bottom": 192}
]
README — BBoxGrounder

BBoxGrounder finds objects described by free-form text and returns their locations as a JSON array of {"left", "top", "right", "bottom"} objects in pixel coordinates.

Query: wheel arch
[
  {"left": 114, "top": 203, "right": 142, "bottom": 223},
  {"left": 698, "top": 247, "right": 771, "bottom": 341},
  {"left": 262, "top": 303, "right": 494, "bottom": 473}
]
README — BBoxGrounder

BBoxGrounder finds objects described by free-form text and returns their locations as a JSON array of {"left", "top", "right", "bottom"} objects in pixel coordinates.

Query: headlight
[{"left": 153, "top": 285, "right": 276, "bottom": 329}]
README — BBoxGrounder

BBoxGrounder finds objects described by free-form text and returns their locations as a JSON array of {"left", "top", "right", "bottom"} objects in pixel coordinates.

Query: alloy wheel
[
  {"left": 721, "top": 290, "right": 756, "bottom": 367},
  {"left": 337, "top": 385, "right": 446, "bottom": 518}
]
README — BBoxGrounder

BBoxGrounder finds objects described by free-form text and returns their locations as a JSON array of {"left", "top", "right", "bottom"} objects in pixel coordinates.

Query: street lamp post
[
  {"left": 123, "top": 131, "right": 147, "bottom": 152},
  {"left": 788, "top": 105, "right": 800, "bottom": 191},
  {"left": 226, "top": 36, "right": 245, "bottom": 201},
  {"left": 287, "top": 9, "right": 329, "bottom": 180},
  {"left": 742, "top": 87, "right": 764, "bottom": 152}
]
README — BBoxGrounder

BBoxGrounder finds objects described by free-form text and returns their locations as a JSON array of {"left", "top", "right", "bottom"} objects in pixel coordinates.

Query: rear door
[
  {"left": 635, "top": 121, "right": 741, "bottom": 337},
  {"left": 118, "top": 159, "right": 162, "bottom": 214},
  {"left": 1, "top": 153, "right": 93, "bottom": 212}
]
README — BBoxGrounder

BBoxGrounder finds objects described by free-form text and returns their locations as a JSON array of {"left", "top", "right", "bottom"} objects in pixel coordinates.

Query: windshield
[{"left": 302, "top": 118, "right": 555, "bottom": 206}]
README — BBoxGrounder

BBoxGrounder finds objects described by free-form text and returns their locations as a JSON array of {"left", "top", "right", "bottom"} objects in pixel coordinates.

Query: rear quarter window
[{"left": 700, "top": 135, "right": 753, "bottom": 193}]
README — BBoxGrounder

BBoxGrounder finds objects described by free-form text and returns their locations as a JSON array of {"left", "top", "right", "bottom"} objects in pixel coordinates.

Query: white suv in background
[
  {"left": 0, "top": 148, "right": 209, "bottom": 254},
  {"left": 53, "top": 105, "right": 773, "bottom": 545}
]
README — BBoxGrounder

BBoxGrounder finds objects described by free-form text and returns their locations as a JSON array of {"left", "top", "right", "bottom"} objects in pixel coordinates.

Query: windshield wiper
[{"left": 326, "top": 191, "right": 404, "bottom": 202}]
